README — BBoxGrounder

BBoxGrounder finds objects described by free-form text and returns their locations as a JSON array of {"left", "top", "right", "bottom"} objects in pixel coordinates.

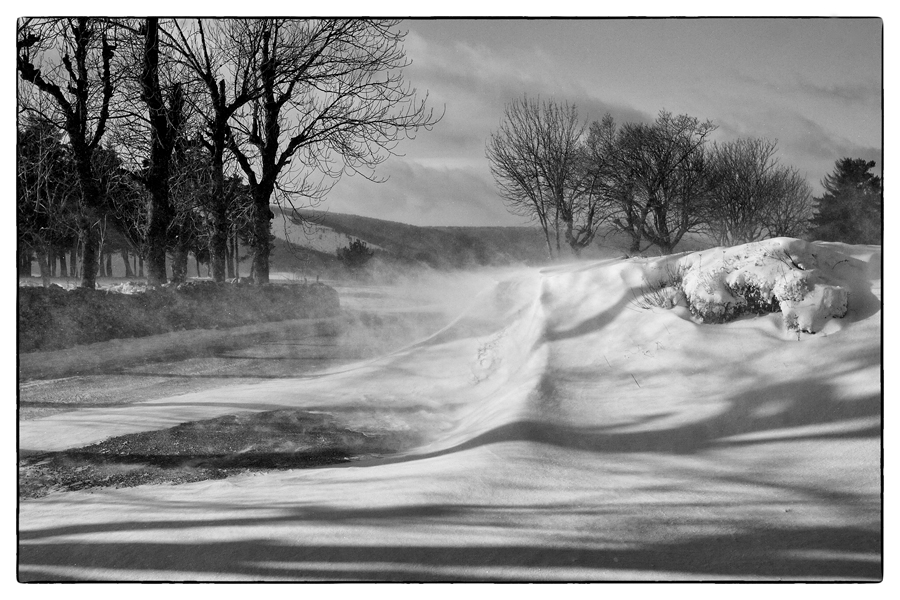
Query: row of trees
[
  {"left": 17, "top": 18, "right": 436, "bottom": 288},
  {"left": 17, "top": 111, "right": 248, "bottom": 281},
  {"left": 487, "top": 97, "right": 821, "bottom": 257}
]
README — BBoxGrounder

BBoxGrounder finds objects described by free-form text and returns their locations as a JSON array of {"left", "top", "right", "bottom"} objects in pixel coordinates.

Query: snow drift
[{"left": 18, "top": 238, "right": 882, "bottom": 581}]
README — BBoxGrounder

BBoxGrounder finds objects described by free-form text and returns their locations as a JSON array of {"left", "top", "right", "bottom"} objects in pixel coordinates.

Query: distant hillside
[
  {"left": 267, "top": 206, "right": 718, "bottom": 279},
  {"left": 19, "top": 206, "right": 712, "bottom": 282},
  {"left": 271, "top": 207, "right": 552, "bottom": 272}
]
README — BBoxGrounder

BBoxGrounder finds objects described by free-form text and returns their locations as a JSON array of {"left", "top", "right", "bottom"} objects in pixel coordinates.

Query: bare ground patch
[{"left": 19, "top": 409, "right": 421, "bottom": 499}]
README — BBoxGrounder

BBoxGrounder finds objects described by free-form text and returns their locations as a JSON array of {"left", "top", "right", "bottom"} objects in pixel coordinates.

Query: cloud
[
  {"left": 405, "top": 29, "right": 652, "bottom": 139},
  {"left": 730, "top": 70, "right": 880, "bottom": 107},
  {"left": 794, "top": 79, "right": 881, "bottom": 106},
  {"left": 325, "top": 159, "right": 527, "bottom": 227},
  {"left": 710, "top": 106, "right": 882, "bottom": 194},
  {"left": 351, "top": 29, "right": 656, "bottom": 228}
]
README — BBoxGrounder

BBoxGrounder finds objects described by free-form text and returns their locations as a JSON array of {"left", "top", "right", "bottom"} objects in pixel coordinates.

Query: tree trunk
[
  {"left": 225, "top": 233, "right": 235, "bottom": 280},
  {"left": 250, "top": 188, "right": 273, "bottom": 285},
  {"left": 58, "top": 251, "right": 67, "bottom": 279},
  {"left": 553, "top": 210, "right": 561, "bottom": 257},
  {"left": 208, "top": 157, "right": 228, "bottom": 282},
  {"left": 17, "top": 250, "right": 31, "bottom": 277},
  {"left": 78, "top": 215, "right": 100, "bottom": 289},
  {"left": 538, "top": 217, "right": 553, "bottom": 260},
  {"left": 171, "top": 244, "right": 189, "bottom": 284},
  {"left": 564, "top": 220, "right": 586, "bottom": 258},
  {"left": 629, "top": 236, "right": 641, "bottom": 254},
  {"left": 233, "top": 238, "right": 240, "bottom": 279},
  {"left": 141, "top": 18, "right": 177, "bottom": 287},
  {"left": 122, "top": 249, "right": 134, "bottom": 278},
  {"left": 105, "top": 252, "right": 113, "bottom": 278},
  {"left": 137, "top": 256, "right": 144, "bottom": 278},
  {"left": 35, "top": 248, "right": 50, "bottom": 288},
  {"left": 145, "top": 197, "right": 170, "bottom": 286},
  {"left": 69, "top": 147, "right": 103, "bottom": 288},
  {"left": 209, "top": 206, "right": 228, "bottom": 282}
]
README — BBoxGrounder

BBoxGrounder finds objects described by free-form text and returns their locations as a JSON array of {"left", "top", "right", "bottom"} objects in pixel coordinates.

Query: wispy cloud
[
  {"left": 730, "top": 70, "right": 881, "bottom": 108},
  {"left": 342, "top": 30, "right": 654, "bottom": 226},
  {"left": 794, "top": 79, "right": 881, "bottom": 106},
  {"left": 327, "top": 159, "right": 525, "bottom": 227},
  {"left": 711, "top": 107, "right": 882, "bottom": 192}
]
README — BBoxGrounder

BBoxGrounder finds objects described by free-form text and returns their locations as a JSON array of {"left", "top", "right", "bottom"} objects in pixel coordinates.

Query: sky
[{"left": 325, "top": 17, "right": 883, "bottom": 227}]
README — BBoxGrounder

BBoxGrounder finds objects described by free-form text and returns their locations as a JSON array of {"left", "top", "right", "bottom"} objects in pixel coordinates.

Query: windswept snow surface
[{"left": 18, "top": 240, "right": 882, "bottom": 581}]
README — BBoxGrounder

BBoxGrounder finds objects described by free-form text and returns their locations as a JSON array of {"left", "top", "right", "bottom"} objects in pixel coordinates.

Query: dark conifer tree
[{"left": 809, "top": 158, "right": 882, "bottom": 244}]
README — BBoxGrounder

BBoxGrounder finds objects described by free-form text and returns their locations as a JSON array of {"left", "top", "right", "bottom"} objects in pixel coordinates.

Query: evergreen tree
[
  {"left": 337, "top": 238, "right": 375, "bottom": 270},
  {"left": 809, "top": 158, "right": 882, "bottom": 244}
]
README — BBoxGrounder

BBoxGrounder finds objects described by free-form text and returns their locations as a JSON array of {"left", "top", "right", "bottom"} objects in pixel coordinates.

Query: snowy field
[{"left": 17, "top": 239, "right": 882, "bottom": 581}]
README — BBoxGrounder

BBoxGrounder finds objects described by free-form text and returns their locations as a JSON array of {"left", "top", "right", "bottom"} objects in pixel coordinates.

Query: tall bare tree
[
  {"left": 487, "top": 96, "right": 555, "bottom": 256},
  {"left": 112, "top": 17, "right": 190, "bottom": 285},
  {"left": 228, "top": 18, "right": 437, "bottom": 283},
  {"left": 487, "top": 96, "right": 593, "bottom": 258},
  {"left": 17, "top": 17, "right": 117, "bottom": 288}
]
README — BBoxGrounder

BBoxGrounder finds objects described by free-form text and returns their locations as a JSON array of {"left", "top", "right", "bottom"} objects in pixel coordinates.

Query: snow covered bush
[
  {"left": 632, "top": 263, "right": 687, "bottom": 310},
  {"left": 646, "top": 238, "right": 849, "bottom": 333}
]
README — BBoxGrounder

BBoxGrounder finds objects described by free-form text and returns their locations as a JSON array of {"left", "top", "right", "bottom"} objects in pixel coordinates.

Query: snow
[{"left": 17, "top": 239, "right": 882, "bottom": 581}]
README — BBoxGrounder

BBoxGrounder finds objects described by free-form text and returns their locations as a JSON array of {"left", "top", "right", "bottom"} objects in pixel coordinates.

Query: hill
[
  {"left": 268, "top": 207, "right": 671, "bottom": 279},
  {"left": 18, "top": 206, "right": 718, "bottom": 283},
  {"left": 270, "top": 207, "right": 550, "bottom": 272}
]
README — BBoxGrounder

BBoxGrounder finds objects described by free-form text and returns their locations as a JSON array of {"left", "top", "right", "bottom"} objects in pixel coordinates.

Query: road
[{"left": 19, "top": 283, "right": 451, "bottom": 422}]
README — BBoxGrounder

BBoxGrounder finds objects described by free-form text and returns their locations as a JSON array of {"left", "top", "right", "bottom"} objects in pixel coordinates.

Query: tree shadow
[
  {"left": 542, "top": 292, "right": 636, "bottom": 343},
  {"left": 378, "top": 375, "right": 880, "bottom": 462},
  {"left": 18, "top": 519, "right": 881, "bottom": 581}
]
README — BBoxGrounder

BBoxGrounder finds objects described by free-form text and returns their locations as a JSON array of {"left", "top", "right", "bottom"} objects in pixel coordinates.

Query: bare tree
[
  {"left": 765, "top": 169, "right": 814, "bottom": 239},
  {"left": 707, "top": 138, "right": 813, "bottom": 245},
  {"left": 486, "top": 97, "right": 555, "bottom": 256},
  {"left": 603, "top": 136, "right": 648, "bottom": 254},
  {"left": 112, "top": 18, "right": 190, "bottom": 285},
  {"left": 162, "top": 18, "right": 265, "bottom": 282},
  {"left": 707, "top": 138, "right": 778, "bottom": 245},
  {"left": 228, "top": 18, "right": 438, "bottom": 284},
  {"left": 17, "top": 18, "right": 117, "bottom": 288},
  {"left": 571, "top": 114, "right": 621, "bottom": 254},
  {"left": 615, "top": 111, "right": 717, "bottom": 254},
  {"left": 487, "top": 96, "right": 592, "bottom": 258},
  {"left": 17, "top": 107, "right": 80, "bottom": 286}
]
